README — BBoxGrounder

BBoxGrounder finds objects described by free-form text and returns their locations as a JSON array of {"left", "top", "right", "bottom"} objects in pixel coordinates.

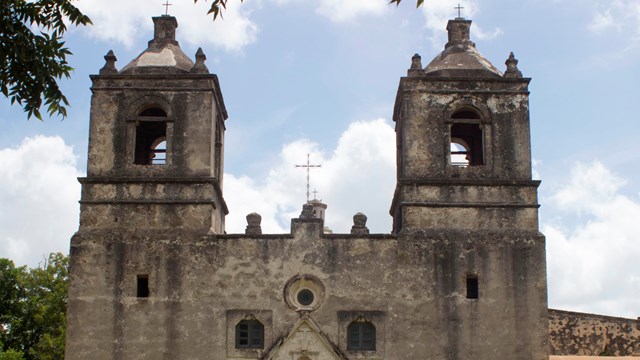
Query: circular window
[
  {"left": 284, "top": 275, "right": 325, "bottom": 311},
  {"left": 297, "top": 289, "right": 314, "bottom": 306}
]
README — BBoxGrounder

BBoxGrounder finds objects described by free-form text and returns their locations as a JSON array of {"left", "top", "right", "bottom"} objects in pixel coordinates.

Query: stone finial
[
  {"left": 350, "top": 212, "right": 370, "bottom": 235},
  {"left": 445, "top": 18, "right": 475, "bottom": 49},
  {"left": 149, "top": 15, "right": 179, "bottom": 48},
  {"left": 245, "top": 212, "right": 262, "bottom": 235},
  {"left": 300, "top": 204, "right": 314, "bottom": 219},
  {"left": 408, "top": 53, "right": 423, "bottom": 77},
  {"left": 191, "top": 47, "right": 209, "bottom": 74},
  {"left": 503, "top": 52, "right": 523, "bottom": 78},
  {"left": 410, "top": 54, "right": 422, "bottom": 70},
  {"left": 99, "top": 50, "right": 118, "bottom": 75}
]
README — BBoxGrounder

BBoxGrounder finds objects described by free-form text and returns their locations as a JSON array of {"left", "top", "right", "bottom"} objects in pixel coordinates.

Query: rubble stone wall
[{"left": 548, "top": 309, "right": 640, "bottom": 356}]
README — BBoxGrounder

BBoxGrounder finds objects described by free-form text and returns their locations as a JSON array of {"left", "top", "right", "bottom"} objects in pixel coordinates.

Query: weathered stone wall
[
  {"left": 65, "top": 219, "right": 548, "bottom": 360},
  {"left": 548, "top": 309, "right": 640, "bottom": 356}
]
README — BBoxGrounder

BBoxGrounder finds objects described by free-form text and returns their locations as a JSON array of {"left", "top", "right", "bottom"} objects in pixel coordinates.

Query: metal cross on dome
[
  {"left": 162, "top": 1, "right": 172, "bottom": 15},
  {"left": 455, "top": 3, "right": 464, "bottom": 18},
  {"left": 295, "top": 154, "right": 322, "bottom": 203}
]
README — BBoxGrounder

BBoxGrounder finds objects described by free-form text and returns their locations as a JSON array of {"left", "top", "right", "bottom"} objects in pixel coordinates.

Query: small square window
[
  {"left": 137, "top": 275, "right": 149, "bottom": 298},
  {"left": 235, "top": 320, "right": 264, "bottom": 349},
  {"left": 466, "top": 275, "right": 479, "bottom": 299},
  {"left": 338, "top": 311, "right": 385, "bottom": 357},
  {"left": 347, "top": 321, "right": 376, "bottom": 351},
  {"left": 226, "top": 310, "right": 272, "bottom": 357}
]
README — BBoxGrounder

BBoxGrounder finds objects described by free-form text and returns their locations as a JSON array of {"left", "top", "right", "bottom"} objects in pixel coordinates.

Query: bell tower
[
  {"left": 391, "top": 17, "right": 536, "bottom": 234},
  {"left": 80, "top": 15, "right": 228, "bottom": 234},
  {"left": 390, "top": 18, "right": 549, "bottom": 359}
]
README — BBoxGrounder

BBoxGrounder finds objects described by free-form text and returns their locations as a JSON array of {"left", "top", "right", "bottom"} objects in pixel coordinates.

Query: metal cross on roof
[
  {"left": 162, "top": 1, "right": 172, "bottom": 15},
  {"left": 312, "top": 189, "right": 319, "bottom": 200},
  {"left": 295, "top": 154, "right": 322, "bottom": 203},
  {"left": 455, "top": 3, "right": 464, "bottom": 18}
]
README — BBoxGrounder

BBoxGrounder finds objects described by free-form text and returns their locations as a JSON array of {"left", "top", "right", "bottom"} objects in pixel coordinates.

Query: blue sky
[{"left": 1, "top": 0, "right": 639, "bottom": 318}]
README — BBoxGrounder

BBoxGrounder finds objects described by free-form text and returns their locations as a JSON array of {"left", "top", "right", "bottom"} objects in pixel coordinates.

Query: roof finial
[
  {"left": 99, "top": 50, "right": 118, "bottom": 75},
  {"left": 504, "top": 52, "right": 523, "bottom": 78},
  {"left": 162, "top": 1, "right": 172, "bottom": 15},
  {"left": 410, "top": 53, "right": 422, "bottom": 70},
  {"left": 191, "top": 47, "right": 209, "bottom": 73},
  {"left": 295, "top": 154, "right": 322, "bottom": 203},
  {"left": 455, "top": 3, "right": 464, "bottom": 19}
]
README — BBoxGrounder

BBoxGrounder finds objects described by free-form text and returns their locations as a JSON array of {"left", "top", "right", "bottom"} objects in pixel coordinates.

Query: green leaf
[{"left": 0, "top": 0, "right": 91, "bottom": 120}]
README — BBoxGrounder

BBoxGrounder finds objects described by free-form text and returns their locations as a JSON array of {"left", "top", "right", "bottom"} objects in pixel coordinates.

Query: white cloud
[
  {"left": 589, "top": 9, "right": 618, "bottom": 34},
  {"left": 77, "top": 0, "right": 258, "bottom": 51},
  {"left": 472, "top": 25, "right": 503, "bottom": 41},
  {"left": 567, "top": 0, "right": 640, "bottom": 68},
  {"left": 532, "top": 158, "right": 541, "bottom": 180},
  {"left": 272, "top": 0, "right": 387, "bottom": 23},
  {"left": 550, "top": 161, "right": 625, "bottom": 213},
  {"left": 421, "top": 0, "right": 501, "bottom": 49},
  {"left": 545, "top": 161, "right": 640, "bottom": 318},
  {"left": 0, "top": 136, "right": 82, "bottom": 267},
  {"left": 224, "top": 174, "right": 290, "bottom": 233},
  {"left": 315, "top": 0, "right": 387, "bottom": 24},
  {"left": 224, "top": 118, "right": 396, "bottom": 234},
  {"left": 586, "top": 0, "right": 640, "bottom": 42}
]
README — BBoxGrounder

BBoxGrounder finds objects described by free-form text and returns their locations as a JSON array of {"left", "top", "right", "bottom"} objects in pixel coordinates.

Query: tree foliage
[
  {"left": 0, "top": 349, "right": 24, "bottom": 360},
  {"left": 389, "top": 0, "right": 425, "bottom": 7},
  {"left": 199, "top": 0, "right": 425, "bottom": 20},
  {"left": 0, "top": 254, "right": 69, "bottom": 360},
  {"left": 0, "top": 0, "right": 91, "bottom": 120},
  {"left": 196, "top": 0, "right": 244, "bottom": 20}
]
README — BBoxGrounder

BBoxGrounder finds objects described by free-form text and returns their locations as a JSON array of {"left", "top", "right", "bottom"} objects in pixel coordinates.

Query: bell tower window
[
  {"left": 449, "top": 110, "right": 484, "bottom": 166},
  {"left": 134, "top": 107, "right": 168, "bottom": 165}
]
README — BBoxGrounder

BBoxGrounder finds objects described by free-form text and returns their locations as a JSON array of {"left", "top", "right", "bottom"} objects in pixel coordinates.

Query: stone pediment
[{"left": 263, "top": 316, "right": 347, "bottom": 360}]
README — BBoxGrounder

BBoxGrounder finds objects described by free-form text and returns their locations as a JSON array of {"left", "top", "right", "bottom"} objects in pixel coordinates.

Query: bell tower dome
[{"left": 80, "top": 15, "right": 228, "bottom": 234}]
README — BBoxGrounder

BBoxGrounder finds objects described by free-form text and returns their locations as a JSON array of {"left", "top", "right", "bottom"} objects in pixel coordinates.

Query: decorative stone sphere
[
  {"left": 353, "top": 212, "right": 367, "bottom": 227},
  {"left": 246, "top": 212, "right": 262, "bottom": 227}
]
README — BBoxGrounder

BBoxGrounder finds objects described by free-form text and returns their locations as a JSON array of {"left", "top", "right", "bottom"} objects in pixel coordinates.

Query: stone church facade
[{"left": 65, "top": 15, "right": 550, "bottom": 360}]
